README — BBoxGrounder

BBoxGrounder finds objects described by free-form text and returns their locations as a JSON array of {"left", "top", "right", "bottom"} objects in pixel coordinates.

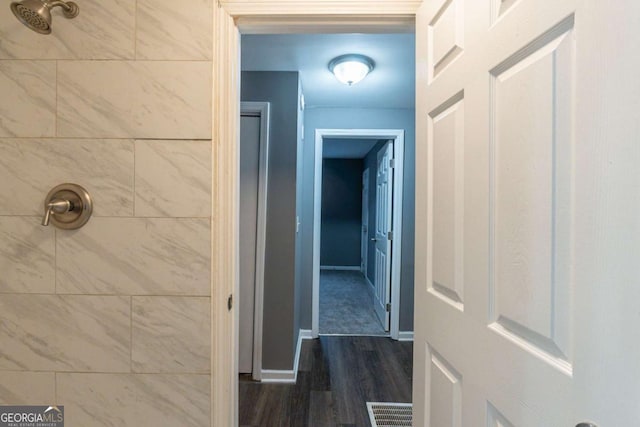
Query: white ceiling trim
[{"left": 221, "top": 1, "right": 422, "bottom": 15}]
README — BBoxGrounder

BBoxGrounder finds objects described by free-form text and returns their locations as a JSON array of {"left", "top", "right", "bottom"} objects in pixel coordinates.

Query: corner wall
[
  {"left": 241, "top": 71, "right": 301, "bottom": 371},
  {"left": 0, "top": 1, "right": 213, "bottom": 425},
  {"left": 321, "top": 158, "right": 365, "bottom": 267}
]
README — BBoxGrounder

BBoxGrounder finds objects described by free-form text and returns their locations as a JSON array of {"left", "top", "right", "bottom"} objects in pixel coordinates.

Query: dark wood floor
[{"left": 239, "top": 336, "right": 413, "bottom": 426}]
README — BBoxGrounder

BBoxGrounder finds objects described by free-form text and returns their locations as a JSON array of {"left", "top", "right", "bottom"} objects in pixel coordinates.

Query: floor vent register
[{"left": 366, "top": 402, "right": 413, "bottom": 427}]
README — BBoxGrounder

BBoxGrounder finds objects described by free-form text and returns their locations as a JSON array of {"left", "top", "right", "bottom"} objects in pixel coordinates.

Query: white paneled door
[
  {"left": 361, "top": 168, "right": 370, "bottom": 275},
  {"left": 374, "top": 141, "right": 393, "bottom": 331},
  {"left": 414, "top": 0, "right": 640, "bottom": 426}
]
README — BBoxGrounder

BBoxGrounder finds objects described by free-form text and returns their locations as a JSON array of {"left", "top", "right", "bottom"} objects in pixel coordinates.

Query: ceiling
[
  {"left": 241, "top": 33, "right": 415, "bottom": 109},
  {"left": 322, "top": 138, "right": 380, "bottom": 159}
]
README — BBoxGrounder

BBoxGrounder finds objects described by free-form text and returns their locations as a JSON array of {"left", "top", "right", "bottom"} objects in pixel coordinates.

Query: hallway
[
  {"left": 239, "top": 336, "right": 412, "bottom": 426},
  {"left": 319, "top": 270, "right": 386, "bottom": 335}
]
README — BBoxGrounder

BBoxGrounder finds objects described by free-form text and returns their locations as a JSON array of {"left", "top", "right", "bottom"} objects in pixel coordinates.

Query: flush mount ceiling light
[{"left": 328, "top": 54, "right": 375, "bottom": 86}]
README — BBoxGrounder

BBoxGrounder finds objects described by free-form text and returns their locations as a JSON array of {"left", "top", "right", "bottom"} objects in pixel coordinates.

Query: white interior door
[
  {"left": 238, "top": 114, "right": 260, "bottom": 374},
  {"left": 361, "top": 168, "right": 369, "bottom": 275},
  {"left": 374, "top": 142, "right": 393, "bottom": 331},
  {"left": 414, "top": 0, "right": 640, "bottom": 426}
]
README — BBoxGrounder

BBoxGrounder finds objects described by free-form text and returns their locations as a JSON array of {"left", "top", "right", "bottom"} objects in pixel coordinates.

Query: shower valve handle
[
  {"left": 42, "top": 198, "right": 72, "bottom": 226},
  {"left": 41, "top": 183, "right": 92, "bottom": 229}
]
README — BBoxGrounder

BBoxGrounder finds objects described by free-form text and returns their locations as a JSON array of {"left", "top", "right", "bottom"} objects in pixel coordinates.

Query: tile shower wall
[{"left": 0, "top": 1, "right": 213, "bottom": 425}]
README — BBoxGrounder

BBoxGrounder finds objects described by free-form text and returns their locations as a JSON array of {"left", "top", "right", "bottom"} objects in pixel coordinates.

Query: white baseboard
[
  {"left": 261, "top": 329, "right": 313, "bottom": 383},
  {"left": 260, "top": 369, "right": 296, "bottom": 383},
  {"left": 320, "top": 265, "right": 361, "bottom": 271},
  {"left": 398, "top": 331, "right": 414, "bottom": 341}
]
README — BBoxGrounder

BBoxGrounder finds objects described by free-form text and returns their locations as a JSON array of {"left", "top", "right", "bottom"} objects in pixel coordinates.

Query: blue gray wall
[
  {"left": 241, "top": 71, "right": 301, "bottom": 370},
  {"left": 320, "top": 159, "right": 364, "bottom": 267},
  {"left": 300, "top": 107, "right": 415, "bottom": 331}
]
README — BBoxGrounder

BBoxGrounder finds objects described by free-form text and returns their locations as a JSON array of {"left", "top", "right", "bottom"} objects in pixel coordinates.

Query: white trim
[
  {"left": 320, "top": 265, "right": 361, "bottom": 271},
  {"left": 240, "top": 102, "right": 270, "bottom": 382},
  {"left": 311, "top": 134, "right": 322, "bottom": 338},
  {"left": 361, "top": 168, "right": 370, "bottom": 276},
  {"left": 261, "top": 329, "right": 313, "bottom": 384},
  {"left": 320, "top": 333, "right": 390, "bottom": 337},
  {"left": 221, "top": 1, "right": 421, "bottom": 16},
  {"left": 312, "top": 129, "right": 405, "bottom": 341},
  {"left": 398, "top": 331, "right": 414, "bottom": 342},
  {"left": 260, "top": 369, "right": 297, "bottom": 383},
  {"left": 299, "top": 328, "right": 313, "bottom": 340},
  {"left": 390, "top": 135, "right": 405, "bottom": 341}
]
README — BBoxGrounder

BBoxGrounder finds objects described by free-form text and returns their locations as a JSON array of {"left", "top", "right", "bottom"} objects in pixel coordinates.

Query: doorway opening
[
  {"left": 235, "top": 28, "right": 415, "bottom": 424},
  {"left": 211, "top": 4, "right": 420, "bottom": 424},
  {"left": 314, "top": 129, "right": 405, "bottom": 338}
]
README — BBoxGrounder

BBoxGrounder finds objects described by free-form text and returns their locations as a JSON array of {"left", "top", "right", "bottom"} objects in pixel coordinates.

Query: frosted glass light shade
[{"left": 329, "top": 54, "right": 374, "bottom": 86}]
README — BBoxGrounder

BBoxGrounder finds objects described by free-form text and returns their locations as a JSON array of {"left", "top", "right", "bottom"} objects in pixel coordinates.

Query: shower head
[{"left": 10, "top": 0, "right": 79, "bottom": 35}]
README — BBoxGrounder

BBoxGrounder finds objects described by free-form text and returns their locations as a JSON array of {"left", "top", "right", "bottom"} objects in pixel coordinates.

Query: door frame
[
  {"left": 239, "top": 102, "right": 270, "bottom": 381},
  {"left": 361, "top": 168, "right": 369, "bottom": 277},
  {"left": 312, "top": 129, "right": 404, "bottom": 339},
  {"left": 212, "top": 2, "right": 420, "bottom": 425}
]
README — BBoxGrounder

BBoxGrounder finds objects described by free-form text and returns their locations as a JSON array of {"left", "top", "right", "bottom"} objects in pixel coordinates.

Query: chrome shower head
[{"left": 10, "top": 0, "right": 79, "bottom": 35}]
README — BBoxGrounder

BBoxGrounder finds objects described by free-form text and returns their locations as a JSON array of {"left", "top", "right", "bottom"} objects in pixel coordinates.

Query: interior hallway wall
[
  {"left": 321, "top": 159, "right": 364, "bottom": 267},
  {"left": 0, "top": 2, "right": 213, "bottom": 425},
  {"left": 241, "top": 71, "right": 302, "bottom": 371},
  {"left": 301, "top": 107, "right": 416, "bottom": 332}
]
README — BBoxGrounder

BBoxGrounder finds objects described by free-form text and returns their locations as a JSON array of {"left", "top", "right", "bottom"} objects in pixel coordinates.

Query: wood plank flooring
[{"left": 239, "top": 336, "right": 413, "bottom": 426}]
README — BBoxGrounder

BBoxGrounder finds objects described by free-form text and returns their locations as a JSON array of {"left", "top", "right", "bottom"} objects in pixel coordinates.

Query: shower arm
[{"left": 45, "top": 0, "right": 79, "bottom": 17}]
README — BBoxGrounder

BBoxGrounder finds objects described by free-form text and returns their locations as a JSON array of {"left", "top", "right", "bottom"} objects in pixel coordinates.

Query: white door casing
[
  {"left": 374, "top": 142, "right": 393, "bottom": 331},
  {"left": 238, "top": 102, "right": 270, "bottom": 380},
  {"left": 213, "top": 3, "right": 419, "bottom": 425},
  {"left": 414, "top": 0, "right": 640, "bottom": 426},
  {"left": 361, "top": 169, "right": 370, "bottom": 276},
  {"left": 312, "top": 129, "right": 404, "bottom": 339}
]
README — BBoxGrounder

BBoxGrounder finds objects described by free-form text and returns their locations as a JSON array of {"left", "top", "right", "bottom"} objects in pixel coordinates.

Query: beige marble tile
[
  {"left": 0, "top": 295, "right": 130, "bottom": 372},
  {"left": 0, "top": 0, "right": 135, "bottom": 59},
  {"left": 135, "top": 140, "right": 211, "bottom": 217},
  {"left": 57, "top": 61, "right": 135, "bottom": 137},
  {"left": 0, "top": 61, "right": 56, "bottom": 137},
  {"left": 132, "top": 62, "right": 212, "bottom": 139},
  {"left": 56, "top": 218, "right": 211, "bottom": 295},
  {"left": 57, "top": 373, "right": 210, "bottom": 427},
  {"left": 57, "top": 61, "right": 212, "bottom": 139},
  {"left": 136, "top": 0, "right": 212, "bottom": 60},
  {"left": 0, "top": 372, "right": 55, "bottom": 405},
  {"left": 0, "top": 217, "right": 55, "bottom": 294},
  {"left": 132, "top": 297, "right": 210, "bottom": 373},
  {"left": 0, "top": 138, "right": 134, "bottom": 216}
]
